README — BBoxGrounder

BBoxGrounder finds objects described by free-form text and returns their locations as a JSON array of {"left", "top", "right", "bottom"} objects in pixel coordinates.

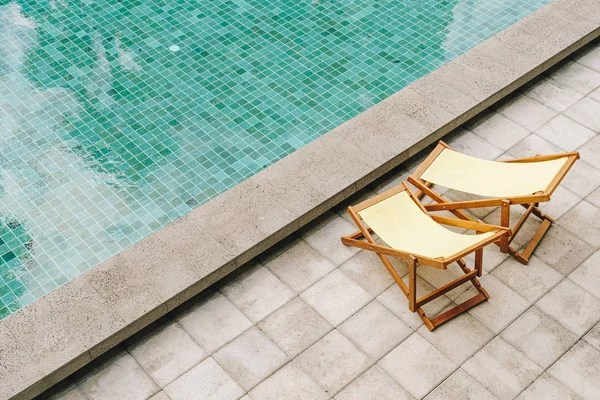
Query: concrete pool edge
[{"left": 1, "top": 1, "right": 600, "bottom": 398}]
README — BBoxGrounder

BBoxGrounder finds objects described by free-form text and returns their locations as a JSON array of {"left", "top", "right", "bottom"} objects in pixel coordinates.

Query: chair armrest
[{"left": 431, "top": 215, "right": 510, "bottom": 233}]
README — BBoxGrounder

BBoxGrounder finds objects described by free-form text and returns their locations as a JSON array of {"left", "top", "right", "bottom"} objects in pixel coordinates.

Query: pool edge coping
[{"left": 2, "top": 1, "right": 600, "bottom": 399}]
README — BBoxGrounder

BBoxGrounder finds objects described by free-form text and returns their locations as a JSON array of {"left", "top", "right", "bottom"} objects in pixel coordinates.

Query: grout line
[
  {"left": 61, "top": 137, "right": 599, "bottom": 400},
  {"left": 35, "top": 37, "right": 600, "bottom": 400},
  {"left": 410, "top": 181, "right": 600, "bottom": 397},
  {"left": 186, "top": 71, "right": 598, "bottom": 399}
]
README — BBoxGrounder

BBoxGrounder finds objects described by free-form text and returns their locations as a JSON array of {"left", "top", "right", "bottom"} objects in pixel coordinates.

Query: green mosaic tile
[{"left": 0, "top": 0, "right": 551, "bottom": 318}]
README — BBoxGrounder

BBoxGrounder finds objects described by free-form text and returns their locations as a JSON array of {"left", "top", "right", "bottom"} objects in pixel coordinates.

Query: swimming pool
[{"left": 0, "top": 0, "right": 551, "bottom": 318}]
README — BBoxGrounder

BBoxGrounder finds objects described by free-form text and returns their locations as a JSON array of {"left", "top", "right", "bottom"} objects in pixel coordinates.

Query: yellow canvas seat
[
  {"left": 409, "top": 141, "right": 579, "bottom": 264},
  {"left": 358, "top": 191, "right": 495, "bottom": 259},
  {"left": 420, "top": 149, "right": 568, "bottom": 198},
  {"left": 341, "top": 182, "right": 508, "bottom": 331}
]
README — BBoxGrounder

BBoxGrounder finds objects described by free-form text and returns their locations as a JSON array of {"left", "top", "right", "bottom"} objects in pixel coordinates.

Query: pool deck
[
  {"left": 2, "top": 1, "right": 600, "bottom": 399},
  {"left": 40, "top": 38, "right": 600, "bottom": 400}
]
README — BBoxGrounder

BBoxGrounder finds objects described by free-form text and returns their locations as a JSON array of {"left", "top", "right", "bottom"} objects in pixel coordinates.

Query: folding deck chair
[
  {"left": 341, "top": 182, "right": 508, "bottom": 331},
  {"left": 408, "top": 141, "right": 579, "bottom": 264}
]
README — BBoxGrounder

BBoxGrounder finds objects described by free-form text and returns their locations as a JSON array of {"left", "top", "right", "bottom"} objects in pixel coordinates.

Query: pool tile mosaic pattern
[{"left": 0, "top": 0, "right": 552, "bottom": 318}]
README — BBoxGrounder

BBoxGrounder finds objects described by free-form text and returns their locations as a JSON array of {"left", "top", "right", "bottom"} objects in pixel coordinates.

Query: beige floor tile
[
  {"left": 534, "top": 225, "right": 596, "bottom": 275},
  {"left": 249, "top": 362, "right": 328, "bottom": 400},
  {"left": 550, "top": 61, "right": 600, "bottom": 95},
  {"left": 296, "top": 330, "right": 371, "bottom": 395},
  {"left": 264, "top": 239, "right": 335, "bottom": 293},
  {"left": 46, "top": 382, "right": 88, "bottom": 400},
  {"left": 175, "top": 291, "right": 253, "bottom": 354},
  {"left": 76, "top": 350, "right": 160, "bottom": 400},
  {"left": 417, "top": 262, "right": 478, "bottom": 301},
  {"left": 464, "top": 244, "right": 510, "bottom": 272},
  {"left": 579, "top": 135, "right": 600, "bottom": 170},
  {"left": 339, "top": 251, "right": 400, "bottom": 296},
  {"left": 558, "top": 201, "right": 600, "bottom": 247},
  {"left": 483, "top": 207, "right": 541, "bottom": 250},
  {"left": 127, "top": 319, "right": 207, "bottom": 387},
  {"left": 564, "top": 96, "right": 600, "bottom": 131},
  {"left": 339, "top": 300, "right": 413, "bottom": 359},
  {"left": 213, "top": 327, "right": 288, "bottom": 391},
  {"left": 537, "top": 279, "right": 600, "bottom": 336},
  {"left": 219, "top": 264, "right": 295, "bottom": 322},
  {"left": 537, "top": 186, "right": 581, "bottom": 220},
  {"left": 576, "top": 44, "right": 600, "bottom": 73},
  {"left": 149, "top": 391, "right": 170, "bottom": 400},
  {"left": 535, "top": 114, "right": 596, "bottom": 151},
  {"left": 456, "top": 275, "right": 530, "bottom": 334},
  {"left": 424, "top": 368, "right": 498, "bottom": 400},
  {"left": 569, "top": 250, "right": 600, "bottom": 298},
  {"left": 584, "top": 322, "right": 600, "bottom": 352},
  {"left": 587, "top": 186, "right": 600, "bottom": 208},
  {"left": 590, "top": 86, "right": 600, "bottom": 102},
  {"left": 549, "top": 341, "right": 600, "bottom": 400},
  {"left": 562, "top": 160, "right": 600, "bottom": 198},
  {"left": 377, "top": 278, "right": 452, "bottom": 330},
  {"left": 501, "top": 306, "right": 577, "bottom": 368},
  {"left": 492, "top": 256, "right": 563, "bottom": 302},
  {"left": 418, "top": 312, "right": 494, "bottom": 364},
  {"left": 463, "top": 337, "right": 542, "bottom": 400},
  {"left": 379, "top": 333, "right": 456, "bottom": 399},
  {"left": 258, "top": 235, "right": 300, "bottom": 265},
  {"left": 468, "top": 111, "right": 530, "bottom": 151},
  {"left": 301, "top": 269, "right": 372, "bottom": 326},
  {"left": 302, "top": 214, "right": 361, "bottom": 265},
  {"left": 523, "top": 77, "right": 584, "bottom": 112},
  {"left": 498, "top": 95, "right": 557, "bottom": 131},
  {"left": 444, "top": 129, "right": 503, "bottom": 160},
  {"left": 507, "top": 134, "right": 562, "bottom": 159},
  {"left": 517, "top": 373, "right": 580, "bottom": 400},
  {"left": 258, "top": 297, "right": 332, "bottom": 357},
  {"left": 335, "top": 366, "right": 414, "bottom": 400},
  {"left": 164, "top": 357, "right": 244, "bottom": 400}
]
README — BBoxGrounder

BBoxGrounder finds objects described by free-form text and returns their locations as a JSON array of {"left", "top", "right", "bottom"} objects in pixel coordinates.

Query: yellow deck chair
[
  {"left": 408, "top": 141, "right": 579, "bottom": 264},
  {"left": 341, "top": 182, "right": 508, "bottom": 331}
]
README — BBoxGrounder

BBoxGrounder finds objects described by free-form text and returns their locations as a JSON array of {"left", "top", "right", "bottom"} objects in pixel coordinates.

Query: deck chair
[
  {"left": 341, "top": 182, "right": 508, "bottom": 331},
  {"left": 408, "top": 141, "right": 578, "bottom": 264}
]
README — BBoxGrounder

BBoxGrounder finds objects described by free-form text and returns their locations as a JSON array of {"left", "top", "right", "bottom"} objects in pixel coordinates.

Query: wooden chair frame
[
  {"left": 408, "top": 141, "right": 579, "bottom": 264},
  {"left": 341, "top": 182, "right": 508, "bottom": 331}
]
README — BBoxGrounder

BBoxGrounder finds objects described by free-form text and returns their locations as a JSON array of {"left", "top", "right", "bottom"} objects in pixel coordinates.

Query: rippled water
[{"left": 0, "top": 0, "right": 551, "bottom": 317}]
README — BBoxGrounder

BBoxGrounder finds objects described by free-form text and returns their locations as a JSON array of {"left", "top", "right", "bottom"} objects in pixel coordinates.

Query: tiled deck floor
[{"left": 41, "top": 41, "right": 600, "bottom": 400}]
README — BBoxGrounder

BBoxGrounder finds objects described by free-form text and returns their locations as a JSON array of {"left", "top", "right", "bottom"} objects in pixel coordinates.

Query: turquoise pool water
[{"left": 0, "top": 0, "right": 551, "bottom": 318}]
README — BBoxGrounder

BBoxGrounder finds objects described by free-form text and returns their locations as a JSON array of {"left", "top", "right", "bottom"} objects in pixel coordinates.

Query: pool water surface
[{"left": 0, "top": 0, "right": 551, "bottom": 317}]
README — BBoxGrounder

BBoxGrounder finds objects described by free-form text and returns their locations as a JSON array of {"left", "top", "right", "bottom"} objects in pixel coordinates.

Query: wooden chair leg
[
  {"left": 408, "top": 256, "right": 417, "bottom": 312},
  {"left": 414, "top": 180, "right": 433, "bottom": 200},
  {"left": 415, "top": 182, "right": 555, "bottom": 264},
  {"left": 506, "top": 204, "right": 554, "bottom": 264},
  {"left": 345, "top": 228, "right": 373, "bottom": 240},
  {"left": 510, "top": 216, "right": 553, "bottom": 264},
  {"left": 499, "top": 199, "right": 510, "bottom": 253},
  {"left": 410, "top": 178, "right": 471, "bottom": 221},
  {"left": 411, "top": 259, "right": 489, "bottom": 331},
  {"left": 343, "top": 232, "right": 490, "bottom": 330},
  {"left": 475, "top": 248, "right": 483, "bottom": 277},
  {"left": 427, "top": 292, "right": 488, "bottom": 329},
  {"left": 509, "top": 204, "right": 535, "bottom": 244}
]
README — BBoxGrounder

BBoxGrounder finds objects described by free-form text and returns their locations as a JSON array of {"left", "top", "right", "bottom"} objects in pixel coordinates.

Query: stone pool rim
[{"left": 1, "top": 0, "right": 599, "bottom": 398}]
